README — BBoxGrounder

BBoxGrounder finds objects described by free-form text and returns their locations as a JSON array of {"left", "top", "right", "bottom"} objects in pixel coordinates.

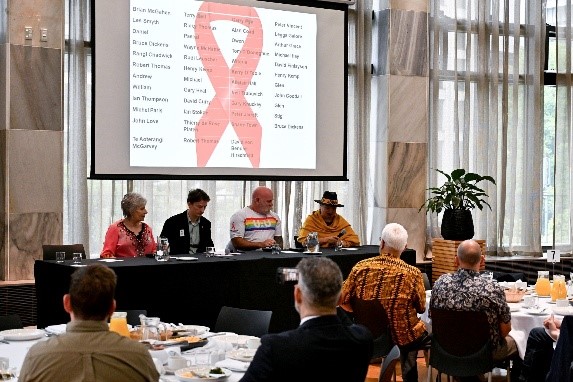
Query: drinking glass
[
  {"left": 271, "top": 244, "right": 281, "bottom": 255},
  {"left": 155, "top": 237, "right": 170, "bottom": 262},
  {"left": 481, "top": 271, "right": 493, "bottom": 281},
  {"left": 206, "top": 247, "right": 216, "bottom": 257},
  {"left": 334, "top": 239, "right": 343, "bottom": 252},
  {"left": 55, "top": 252, "right": 65, "bottom": 263},
  {"left": 72, "top": 252, "right": 82, "bottom": 264}
]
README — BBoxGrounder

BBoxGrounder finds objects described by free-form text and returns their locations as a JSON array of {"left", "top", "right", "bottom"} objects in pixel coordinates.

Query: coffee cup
[
  {"left": 246, "top": 337, "right": 261, "bottom": 349},
  {"left": 556, "top": 298, "right": 570, "bottom": 308},
  {"left": 523, "top": 295, "right": 538, "bottom": 308},
  {"left": 167, "top": 355, "right": 192, "bottom": 370}
]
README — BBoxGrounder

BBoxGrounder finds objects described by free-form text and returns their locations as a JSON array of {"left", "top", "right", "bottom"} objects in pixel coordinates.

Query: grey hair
[
  {"left": 296, "top": 257, "right": 342, "bottom": 309},
  {"left": 121, "top": 192, "right": 147, "bottom": 218},
  {"left": 380, "top": 223, "right": 408, "bottom": 252}
]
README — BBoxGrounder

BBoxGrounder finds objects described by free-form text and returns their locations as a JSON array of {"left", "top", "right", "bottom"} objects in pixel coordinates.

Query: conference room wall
[{"left": 0, "top": 0, "right": 64, "bottom": 281}]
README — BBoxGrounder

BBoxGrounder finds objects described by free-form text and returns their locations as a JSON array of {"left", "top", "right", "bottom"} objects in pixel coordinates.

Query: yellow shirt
[{"left": 297, "top": 210, "right": 360, "bottom": 247}]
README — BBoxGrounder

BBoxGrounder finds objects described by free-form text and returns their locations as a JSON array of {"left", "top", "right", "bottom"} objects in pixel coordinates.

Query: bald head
[
  {"left": 250, "top": 186, "right": 274, "bottom": 214},
  {"left": 456, "top": 240, "right": 483, "bottom": 268}
]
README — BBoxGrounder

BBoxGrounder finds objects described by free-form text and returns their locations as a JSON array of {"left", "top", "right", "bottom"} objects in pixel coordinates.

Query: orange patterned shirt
[{"left": 340, "top": 254, "right": 426, "bottom": 346}]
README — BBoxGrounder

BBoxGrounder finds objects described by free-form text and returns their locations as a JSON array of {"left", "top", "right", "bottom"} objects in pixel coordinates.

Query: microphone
[{"left": 337, "top": 229, "right": 346, "bottom": 238}]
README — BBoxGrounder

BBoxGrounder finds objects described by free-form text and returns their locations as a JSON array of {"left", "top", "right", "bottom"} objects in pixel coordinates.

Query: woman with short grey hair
[{"left": 101, "top": 192, "right": 156, "bottom": 258}]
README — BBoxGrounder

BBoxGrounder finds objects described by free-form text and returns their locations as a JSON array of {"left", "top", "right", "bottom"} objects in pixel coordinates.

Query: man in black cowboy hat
[{"left": 297, "top": 191, "right": 360, "bottom": 248}]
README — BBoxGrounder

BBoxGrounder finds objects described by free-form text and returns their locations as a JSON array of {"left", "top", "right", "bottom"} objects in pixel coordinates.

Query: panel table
[{"left": 35, "top": 246, "right": 380, "bottom": 332}]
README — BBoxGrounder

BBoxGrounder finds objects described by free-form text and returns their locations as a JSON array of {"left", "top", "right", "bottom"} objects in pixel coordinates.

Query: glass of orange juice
[
  {"left": 109, "top": 311, "right": 130, "bottom": 337},
  {"left": 535, "top": 271, "right": 551, "bottom": 296},
  {"left": 551, "top": 275, "right": 567, "bottom": 301}
]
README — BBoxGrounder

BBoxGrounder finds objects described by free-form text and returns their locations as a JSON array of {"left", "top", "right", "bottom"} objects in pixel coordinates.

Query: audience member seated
[
  {"left": 19, "top": 264, "right": 159, "bottom": 382},
  {"left": 240, "top": 257, "right": 373, "bottom": 382},
  {"left": 160, "top": 188, "right": 214, "bottom": 255},
  {"left": 519, "top": 315, "right": 560, "bottom": 382},
  {"left": 101, "top": 192, "right": 156, "bottom": 258},
  {"left": 227, "top": 186, "right": 283, "bottom": 252},
  {"left": 430, "top": 239, "right": 520, "bottom": 380},
  {"left": 339, "top": 223, "right": 429, "bottom": 382},
  {"left": 297, "top": 191, "right": 360, "bottom": 248}
]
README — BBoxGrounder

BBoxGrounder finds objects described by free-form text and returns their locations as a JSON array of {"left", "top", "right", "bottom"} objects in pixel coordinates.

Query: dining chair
[
  {"left": 422, "top": 273, "right": 431, "bottom": 290},
  {"left": 350, "top": 299, "right": 394, "bottom": 360},
  {"left": 214, "top": 306, "right": 272, "bottom": 337},
  {"left": 42, "top": 244, "right": 86, "bottom": 261},
  {"left": 378, "top": 345, "right": 400, "bottom": 382},
  {"left": 124, "top": 310, "right": 147, "bottom": 327},
  {"left": 427, "top": 307, "right": 494, "bottom": 382},
  {"left": 0, "top": 314, "right": 23, "bottom": 331}
]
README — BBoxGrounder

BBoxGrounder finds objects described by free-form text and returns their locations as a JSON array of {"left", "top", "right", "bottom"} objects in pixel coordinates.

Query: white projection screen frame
[{"left": 91, "top": 0, "right": 348, "bottom": 180}]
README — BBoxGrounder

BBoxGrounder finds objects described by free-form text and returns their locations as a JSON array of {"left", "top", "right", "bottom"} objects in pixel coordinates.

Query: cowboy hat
[{"left": 314, "top": 191, "right": 344, "bottom": 207}]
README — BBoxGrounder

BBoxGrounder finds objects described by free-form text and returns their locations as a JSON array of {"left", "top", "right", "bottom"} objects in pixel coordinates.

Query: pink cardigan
[{"left": 101, "top": 220, "right": 156, "bottom": 258}]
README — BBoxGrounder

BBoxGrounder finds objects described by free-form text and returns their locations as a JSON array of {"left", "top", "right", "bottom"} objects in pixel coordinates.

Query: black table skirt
[{"left": 34, "top": 246, "right": 379, "bottom": 332}]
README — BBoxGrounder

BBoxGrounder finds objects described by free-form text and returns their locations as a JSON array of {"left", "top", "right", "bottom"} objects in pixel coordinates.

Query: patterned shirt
[
  {"left": 340, "top": 255, "right": 427, "bottom": 346},
  {"left": 430, "top": 268, "right": 511, "bottom": 346},
  {"left": 227, "top": 206, "right": 282, "bottom": 251}
]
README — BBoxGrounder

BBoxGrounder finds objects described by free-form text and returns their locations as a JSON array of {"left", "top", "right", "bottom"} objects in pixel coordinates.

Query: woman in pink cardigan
[{"left": 101, "top": 193, "right": 156, "bottom": 258}]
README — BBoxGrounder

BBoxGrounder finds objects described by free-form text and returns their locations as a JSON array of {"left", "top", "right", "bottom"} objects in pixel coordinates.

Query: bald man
[
  {"left": 227, "top": 186, "right": 283, "bottom": 251},
  {"left": 430, "top": 240, "right": 519, "bottom": 374}
]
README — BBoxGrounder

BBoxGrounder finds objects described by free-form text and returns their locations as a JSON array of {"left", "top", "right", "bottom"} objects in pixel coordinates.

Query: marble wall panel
[
  {"left": 372, "top": 9, "right": 389, "bottom": 76},
  {"left": 388, "top": 75, "right": 427, "bottom": 142},
  {"left": 371, "top": 140, "right": 388, "bottom": 209},
  {"left": 10, "top": 45, "right": 62, "bottom": 131},
  {"left": 388, "top": 10, "right": 428, "bottom": 77},
  {"left": 7, "top": 212, "right": 61, "bottom": 280},
  {"left": 387, "top": 142, "right": 426, "bottom": 208},
  {"left": 389, "top": 0, "right": 428, "bottom": 12},
  {"left": 8, "top": 130, "right": 62, "bottom": 213},
  {"left": 0, "top": 44, "right": 6, "bottom": 130},
  {"left": 0, "top": 131, "right": 4, "bottom": 278},
  {"left": 370, "top": 75, "right": 388, "bottom": 142},
  {"left": 8, "top": 0, "right": 64, "bottom": 49},
  {"left": 386, "top": 207, "right": 426, "bottom": 260},
  {"left": 369, "top": 206, "right": 387, "bottom": 244}
]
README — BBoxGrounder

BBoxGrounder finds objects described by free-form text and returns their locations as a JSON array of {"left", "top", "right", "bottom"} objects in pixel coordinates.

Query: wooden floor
[{"left": 365, "top": 353, "right": 509, "bottom": 382}]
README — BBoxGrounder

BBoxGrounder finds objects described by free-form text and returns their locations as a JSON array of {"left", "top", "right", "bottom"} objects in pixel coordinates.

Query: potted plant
[{"left": 421, "top": 168, "right": 496, "bottom": 240}]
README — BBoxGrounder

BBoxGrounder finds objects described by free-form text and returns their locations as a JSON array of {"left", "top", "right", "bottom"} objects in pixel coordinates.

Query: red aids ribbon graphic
[{"left": 194, "top": 2, "right": 263, "bottom": 167}]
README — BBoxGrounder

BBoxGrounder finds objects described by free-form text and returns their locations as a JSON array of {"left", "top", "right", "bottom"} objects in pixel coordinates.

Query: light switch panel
[
  {"left": 40, "top": 28, "right": 48, "bottom": 42},
  {"left": 25, "top": 27, "right": 32, "bottom": 40}
]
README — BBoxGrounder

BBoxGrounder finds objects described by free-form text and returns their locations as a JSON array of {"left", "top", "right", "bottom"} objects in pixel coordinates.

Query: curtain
[
  {"left": 64, "top": 1, "right": 373, "bottom": 255},
  {"left": 429, "top": 0, "right": 544, "bottom": 255},
  {"left": 551, "top": 0, "right": 573, "bottom": 252}
]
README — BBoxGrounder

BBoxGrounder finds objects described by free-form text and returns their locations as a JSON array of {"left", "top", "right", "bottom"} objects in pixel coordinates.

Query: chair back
[
  {"left": 378, "top": 345, "right": 400, "bottom": 382},
  {"left": 351, "top": 299, "right": 394, "bottom": 358},
  {"left": 124, "top": 310, "right": 147, "bottom": 327},
  {"left": 0, "top": 314, "right": 23, "bottom": 331},
  {"left": 429, "top": 307, "right": 493, "bottom": 377},
  {"left": 42, "top": 244, "right": 86, "bottom": 261},
  {"left": 214, "top": 306, "right": 272, "bottom": 337},
  {"left": 422, "top": 272, "right": 431, "bottom": 290}
]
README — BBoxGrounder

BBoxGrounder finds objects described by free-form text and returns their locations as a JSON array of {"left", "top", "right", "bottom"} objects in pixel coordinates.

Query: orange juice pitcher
[
  {"left": 535, "top": 271, "right": 551, "bottom": 296},
  {"left": 109, "top": 311, "right": 130, "bottom": 337},
  {"left": 551, "top": 275, "right": 567, "bottom": 301}
]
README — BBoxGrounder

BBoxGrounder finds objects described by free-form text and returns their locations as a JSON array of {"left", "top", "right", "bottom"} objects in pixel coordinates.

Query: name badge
[{"left": 180, "top": 229, "right": 185, "bottom": 237}]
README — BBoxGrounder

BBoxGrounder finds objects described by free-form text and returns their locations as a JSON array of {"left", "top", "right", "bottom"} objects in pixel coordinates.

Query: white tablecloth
[
  {"left": 0, "top": 331, "right": 247, "bottom": 382},
  {"left": 421, "top": 292, "right": 566, "bottom": 359}
]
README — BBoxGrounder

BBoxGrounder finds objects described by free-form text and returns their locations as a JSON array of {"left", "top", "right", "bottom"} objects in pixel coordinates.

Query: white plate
[
  {"left": 526, "top": 309, "right": 550, "bottom": 316},
  {"left": 175, "top": 366, "right": 232, "bottom": 381},
  {"left": 342, "top": 248, "right": 358, "bottom": 251},
  {"left": 0, "top": 328, "right": 45, "bottom": 341},
  {"left": 553, "top": 306, "right": 573, "bottom": 316},
  {"left": 508, "top": 303, "right": 521, "bottom": 312},
  {"left": 226, "top": 348, "right": 256, "bottom": 362},
  {"left": 175, "top": 257, "right": 199, "bottom": 261},
  {"left": 174, "top": 325, "right": 210, "bottom": 336},
  {"left": 214, "top": 335, "right": 257, "bottom": 347}
]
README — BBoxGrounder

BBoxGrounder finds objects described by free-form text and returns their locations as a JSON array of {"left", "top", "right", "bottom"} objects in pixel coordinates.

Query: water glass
[
  {"left": 55, "top": 252, "right": 65, "bottom": 263},
  {"left": 206, "top": 247, "right": 216, "bottom": 257},
  {"left": 72, "top": 252, "right": 82, "bottom": 264},
  {"left": 271, "top": 244, "right": 281, "bottom": 255},
  {"left": 334, "top": 239, "right": 343, "bottom": 252}
]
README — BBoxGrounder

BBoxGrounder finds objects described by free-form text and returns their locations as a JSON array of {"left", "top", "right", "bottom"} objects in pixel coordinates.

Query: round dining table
[{"left": 421, "top": 290, "right": 570, "bottom": 359}]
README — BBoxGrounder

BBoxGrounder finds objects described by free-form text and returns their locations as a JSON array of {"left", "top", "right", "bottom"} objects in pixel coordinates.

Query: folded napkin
[{"left": 215, "top": 358, "right": 249, "bottom": 372}]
